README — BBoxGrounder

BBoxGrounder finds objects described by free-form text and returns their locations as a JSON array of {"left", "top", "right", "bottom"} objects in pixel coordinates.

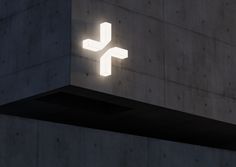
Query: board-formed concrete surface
[{"left": 0, "top": 114, "right": 235, "bottom": 167}]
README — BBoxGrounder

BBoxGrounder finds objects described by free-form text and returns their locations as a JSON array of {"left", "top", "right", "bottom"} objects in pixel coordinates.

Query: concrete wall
[
  {"left": 1, "top": 0, "right": 236, "bottom": 125},
  {"left": 1, "top": 0, "right": 236, "bottom": 165},
  {"left": 0, "top": 0, "right": 70, "bottom": 105},
  {"left": 0, "top": 114, "right": 235, "bottom": 167},
  {"left": 71, "top": 0, "right": 236, "bottom": 124}
]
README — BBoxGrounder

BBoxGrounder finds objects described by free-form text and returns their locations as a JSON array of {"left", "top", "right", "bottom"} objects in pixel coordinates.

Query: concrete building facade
[{"left": 1, "top": 0, "right": 236, "bottom": 166}]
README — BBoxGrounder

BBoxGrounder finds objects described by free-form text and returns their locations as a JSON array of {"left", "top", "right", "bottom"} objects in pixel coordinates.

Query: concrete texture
[
  {"left": 1, "top": 0, "right": 236, "bottom": 165},
  {"left": 0, "top": 0, "right": 70, "bottom": 105},
  {"left": 0, "top": 114, "right": 236, "bottom": 167},
  {"left": 71, "top": 0, "right": 236, "bottom": 124},
  {"left": 1, "top": 0, "right": 236, "bottom": 125}
]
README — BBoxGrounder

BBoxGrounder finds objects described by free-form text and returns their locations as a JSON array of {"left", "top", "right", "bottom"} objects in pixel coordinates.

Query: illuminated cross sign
[{"left": 82, "top": 22, "right": 128, "bottom": 77}]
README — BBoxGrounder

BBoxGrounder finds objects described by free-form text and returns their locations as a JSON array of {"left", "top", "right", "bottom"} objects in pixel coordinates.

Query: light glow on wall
[{"left": 82, "top": 22, "right": 128, "bottom": 77}]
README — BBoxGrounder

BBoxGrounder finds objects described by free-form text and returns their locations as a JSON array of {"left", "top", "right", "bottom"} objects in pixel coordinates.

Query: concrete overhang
[
  {"left": 1, "top": 0, "right": 236, "bottom": 150},
  {"left": 1, "top": 86, "right": 236, "bottom": 151}
]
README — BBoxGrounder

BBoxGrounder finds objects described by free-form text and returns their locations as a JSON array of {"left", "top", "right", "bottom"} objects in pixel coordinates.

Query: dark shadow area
[{"left": 1, "top": 86, "right": 236, "bottom": 150}]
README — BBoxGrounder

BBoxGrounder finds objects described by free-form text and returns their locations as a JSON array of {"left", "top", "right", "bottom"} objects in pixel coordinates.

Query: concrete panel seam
[
  {"left": 166, "top": 78, "right": 236, "bottom": 102},
  {"left": 0, "top": 55, "right": 69, "bottom": 79}
]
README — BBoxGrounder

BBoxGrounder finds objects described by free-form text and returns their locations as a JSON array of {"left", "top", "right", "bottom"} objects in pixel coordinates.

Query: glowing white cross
[{"left": 82, "top": 22, "right": 128, "bottom": 77}]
